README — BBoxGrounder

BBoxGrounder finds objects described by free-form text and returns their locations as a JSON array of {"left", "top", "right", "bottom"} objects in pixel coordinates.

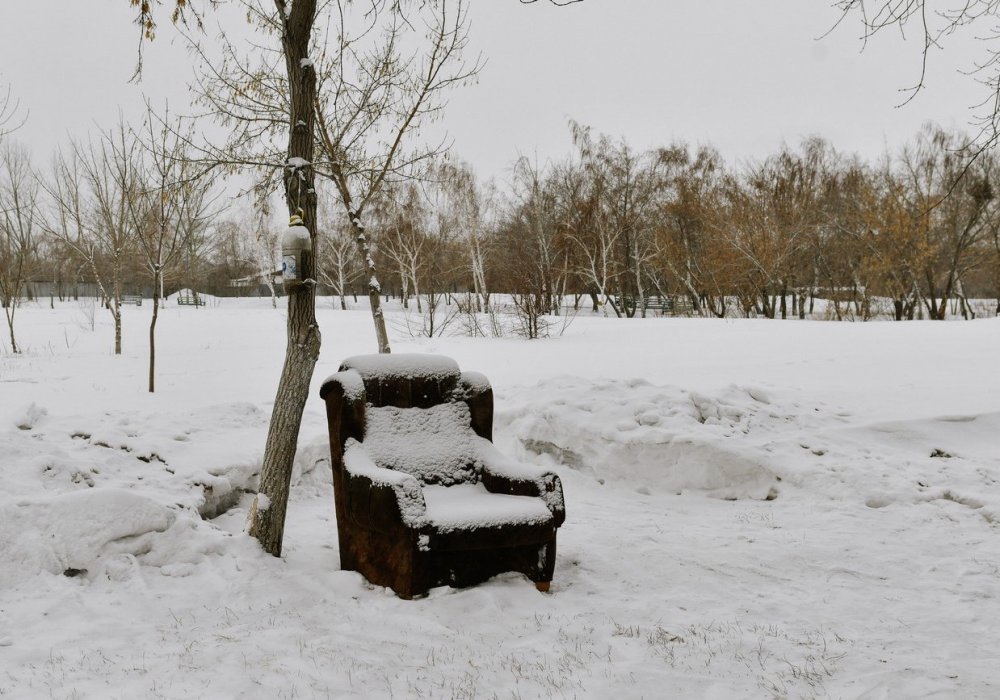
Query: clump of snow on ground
[
  {"left": 0, "top": 299, "right": 998, "bottom": 698},
  {"left": 13, "top": 402, "right": 46, "bottom": 431},
  {"left": 0, "top": 490, "right": 174, "bottom": 587}
]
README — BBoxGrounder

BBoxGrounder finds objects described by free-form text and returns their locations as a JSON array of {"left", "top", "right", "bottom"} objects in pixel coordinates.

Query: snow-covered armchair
[{"left": 319, "top": 354, "right": 565, "bottom": 599}]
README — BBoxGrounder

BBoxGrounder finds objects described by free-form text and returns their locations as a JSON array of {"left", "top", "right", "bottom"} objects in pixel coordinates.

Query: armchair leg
[{"left": 535, "top": 581, "right": 550, "bottom": 593}]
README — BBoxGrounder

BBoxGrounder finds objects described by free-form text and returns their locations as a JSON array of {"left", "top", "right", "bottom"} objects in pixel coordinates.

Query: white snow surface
[
  {"left": 341, "top": 352, "right": 460, "bottom": 382},
  {"left": 1, "top": 300, "right": 999, "bottom": 698},
  {"left": 363, "top": 402, "right": 478, "bottom": 484},
  {"left": 422, "top": 484, "right": 551, "bottom": 532}
]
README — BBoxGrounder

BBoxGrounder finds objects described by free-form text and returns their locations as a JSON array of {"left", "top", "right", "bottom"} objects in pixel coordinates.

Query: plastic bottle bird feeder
[{"left": 282, "top": 213, "right": 312, "bottom": 290}]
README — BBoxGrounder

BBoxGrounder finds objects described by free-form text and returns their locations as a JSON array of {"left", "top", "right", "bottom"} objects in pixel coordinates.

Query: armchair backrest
[
  {"left": 340, "top": 354, "right": 461, "bottom": 409},
  {"left": 322, "top": 354, "right": 495, "bottom": 486}
]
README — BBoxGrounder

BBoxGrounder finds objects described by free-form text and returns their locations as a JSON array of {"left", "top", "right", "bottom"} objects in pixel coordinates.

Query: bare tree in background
[
  {"left": 429, "top": 159, "right": 492, "bottom": 313},
  {"left": 251, "top": 215, "right": 282, "bottom": 308},
  {"left": 503, "top": 156, "right": 566, "bottom": 336},
  {"left": 377, "top": 183, "right": 429, "bottom": 313},
  {"left": 317, "top": 216, "right": 360, "bottom": 310},
  {"left": 211, "top": 218, "right": 279, "bottom": 302},
  {"left": 451, "top": 162, "right": 493, "bottom": 313},
  {"left": 898, "top": 126, "right": 997, "bottom": 319},
  {"left": 712, "top": 144, "right": 826, "bottom": 319},
  {"left": 44, "top": 128, "right": 141, "bottom": 355},
  {"left": 651, "top": 144, "right": 725, "bottom": 316},
  {"left": 308, "top": 0, "right": 477, "bottom": 350},
  {"left": 127, "top": 113, "right": 220, "bottom": 392},
  {"left": 0, "top": 143, "right": 39, "bottom": 354}
]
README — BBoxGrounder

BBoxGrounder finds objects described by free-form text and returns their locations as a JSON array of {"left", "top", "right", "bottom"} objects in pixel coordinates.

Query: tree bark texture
[{"left": 248, "top": 0, "right": 322, "bottom": 556}]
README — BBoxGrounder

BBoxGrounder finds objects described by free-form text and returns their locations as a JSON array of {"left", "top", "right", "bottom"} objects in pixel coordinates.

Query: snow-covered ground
[{"left": 1, "top": 298, "right": 999, "bottom": 699}]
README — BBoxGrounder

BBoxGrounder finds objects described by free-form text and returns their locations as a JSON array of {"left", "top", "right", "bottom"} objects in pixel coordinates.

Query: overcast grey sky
[{"left": 0, "top": 1, "right": 986, "bottom": 181}]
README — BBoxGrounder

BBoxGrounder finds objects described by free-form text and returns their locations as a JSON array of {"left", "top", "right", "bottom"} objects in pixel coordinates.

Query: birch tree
[
  {"left": 430, "top": 159, "right": 491, "bottom": 312},
  {"left": 317, "top": 216, "right": 360, "bottom": 310},
  {"left": 190, "top": 0, "right": 476, "bottom": 554},
  {"left": 44, "top": 132, "right": 140, "bottom": 355},
  {"left": 376, "top": 183, "right": 429, "bottom": 312}
]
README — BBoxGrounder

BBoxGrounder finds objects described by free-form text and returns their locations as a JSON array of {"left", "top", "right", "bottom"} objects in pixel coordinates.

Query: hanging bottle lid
[{"left": 283, "top": 212, "right": 311, "bottom": 253}]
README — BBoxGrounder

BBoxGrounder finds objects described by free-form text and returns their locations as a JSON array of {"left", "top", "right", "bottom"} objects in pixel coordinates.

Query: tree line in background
[
  {"left": 283, "top": 120, "right": 1000, "bottom": 327},
  {"left": 3, "top": 119, "right": 1000, "bottom": 353}
]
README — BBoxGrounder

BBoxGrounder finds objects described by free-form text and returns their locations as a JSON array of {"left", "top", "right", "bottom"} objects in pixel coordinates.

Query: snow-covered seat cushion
[
  {"left": 421, "top": 484, "right": 554, "bottom": 551},
  {"left": 421, "top": 484, "right": 553, "bottom": 531}
]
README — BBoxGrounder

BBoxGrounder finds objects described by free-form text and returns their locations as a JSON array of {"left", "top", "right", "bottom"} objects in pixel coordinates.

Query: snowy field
[{"left": 1, "top": 298, "right": 999, "bottom": 699}]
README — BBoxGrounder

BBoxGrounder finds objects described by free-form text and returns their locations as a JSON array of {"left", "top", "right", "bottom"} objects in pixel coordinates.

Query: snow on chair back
[{"left": 340, "top": 354, "right": 461, "bottom": 408}]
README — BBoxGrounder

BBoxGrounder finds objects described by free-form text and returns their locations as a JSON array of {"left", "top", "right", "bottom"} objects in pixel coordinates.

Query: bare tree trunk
[
  {"left": 682, "top": 234, "right": 702, "bottom": 315},
  {"left": 411, "top": 260, "right": 422, "bottom": 314},
  {"left": 398, "top": 261, "right": 409, "bottom": 310},
  {"left": 148, "top": 269, "right": 160, "bottom": 393},
  {"left": 266, "top": 276, "right": 277, "bottom": 309},
  {"left": 3, "top": 307, "right": 17, "bottom": 354},
  {"left": 470, "top": 235, "right": 487, "bottom": 312},
  {"left": 339, "top": 262, "right": 347, "bottom": 310},
  {"left": 248, "top": 0, "right": 322, "bottom": 556},
  {"left": 349, "top": 215, "right": 390, "bottom": 353},
  {"left": 113, "top": 305, "right": 122, "bottom": 354}
]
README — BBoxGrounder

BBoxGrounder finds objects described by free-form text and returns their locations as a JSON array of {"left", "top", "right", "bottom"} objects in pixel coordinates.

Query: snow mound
[
  {"left": 1, "top": 401, "right": 268, "bottom": 521},
  {"left": 0, "top": 489, "right": 175, "bottom": 587},
  {"left": 500, "top": 378, "right": 783, "bottom": 500},
  {"left": 499, "top": 376, "right": 1000, "bottom": 513}
]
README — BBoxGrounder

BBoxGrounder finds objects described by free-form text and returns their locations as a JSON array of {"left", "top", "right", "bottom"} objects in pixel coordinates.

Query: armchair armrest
[
  {"left": 320, "top": 370, "right": 366, "bottom": 449},
  {"left": 458, "top": 371, "right": 493, "bottom": 441},
  {"left": 473, "top": 437, "right": 565, "bottom": 527},
  {"left": 343, "top": 440, "right": 427, "bottom": 530}
]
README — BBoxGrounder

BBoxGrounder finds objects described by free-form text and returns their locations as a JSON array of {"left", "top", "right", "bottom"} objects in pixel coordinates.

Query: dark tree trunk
[
  {"left": 248, "top": 0, "right": 322, "bottom": 557},
  {"left": 149, "top": 271, "right": 160, "bottom": 393}
]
